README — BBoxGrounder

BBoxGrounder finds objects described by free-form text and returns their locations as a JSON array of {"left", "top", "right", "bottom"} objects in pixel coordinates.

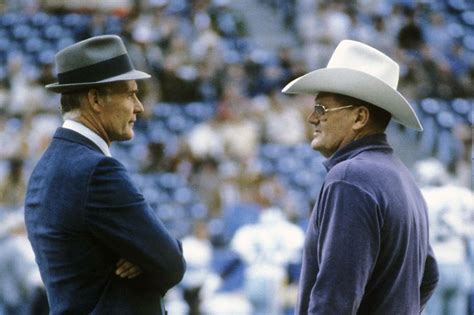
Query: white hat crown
[{"left": 327, "top": 40, "right": 399, "bottom": 89}]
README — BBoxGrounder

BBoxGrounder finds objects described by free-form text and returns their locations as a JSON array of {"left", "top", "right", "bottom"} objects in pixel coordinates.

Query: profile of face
[
  {"left": 97, "top": 80, "right": 144, "bottom": 143},
  {"left": 307, "top": 93, "right": 357, "bottom": 157}
]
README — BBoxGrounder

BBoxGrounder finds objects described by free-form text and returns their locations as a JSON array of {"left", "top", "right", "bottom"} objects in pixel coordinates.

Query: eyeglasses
[{"left": 312, "top": 103, "right": 354, "bottom": 118}]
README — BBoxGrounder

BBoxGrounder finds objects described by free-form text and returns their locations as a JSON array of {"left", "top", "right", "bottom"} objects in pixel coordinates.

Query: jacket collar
[
  {"left": 323, "top": 133, "right": 392, "bottom": 171},
  {"left": 62, "top": 120, "right": 111, "bottom": 156},
  {"left": 53, "top": 127, "right": 105, "bottom": 155}
]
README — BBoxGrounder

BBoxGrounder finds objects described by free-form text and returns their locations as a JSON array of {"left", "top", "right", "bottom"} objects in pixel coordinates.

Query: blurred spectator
[
  {"left": 231, "top": 207, "right": 304, "bottom": 315},
  {"left": 423, "top": 13, "right": 453, "bottom": 57},
  {"left": 0, "top": 158, "right": 26, "bottom": 209},
  {"left": 181, "top": 220, "right": 213, "bottom": 315},
  {"left": 0, "top": 81, "right": 10, "bottom": 115},
  {"left": 367, "top": 14, "right": 394, "bottom": 55},
  {"left": 36, "top": 64, "right": 55, "bottom": 90},
  {"left": 460, "top": 65, "right": 474, "bottom": 97},
  {"left": 0, "top": 212, "right": 47, "bottom": 315},
  {"left": 187, "top": 100, "right": 258, "bottom": 162},
  {"left": 452, "top": 124, "right": 472, "bottom": 188},
  {"left": 210, "top": 0, "right": 247, "bottom": 38},
  {"left": 186, "top": 107, "right": 226, "bottom": 160},
  {"left": 397, "top": 6, "right": 424, "bottom": 51},
  {"left": 445, "top": 42, "right": 472, "bottom": 97},
  {"left": 7, "top": 56, "right": 46, "bottom": 117},
  {"left": 157, "top": 54, "right": 201, "bottom": 103},
  {"left": 414, "top": 159, "right": 474, "bottom": 315},
  {"left": 189, "top": 157, "right": 222, "bottom": 217},
  {"left": 261, "top": 89, "right": 306, "bottom": 145}
]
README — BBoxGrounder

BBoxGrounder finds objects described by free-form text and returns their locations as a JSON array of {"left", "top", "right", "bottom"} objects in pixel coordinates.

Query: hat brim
[
  {"left": 45, "top": 69, "right": 151, "bottom": 93},
  {"left": 282, "top": 68, "right": 423, "bottom": 131}
]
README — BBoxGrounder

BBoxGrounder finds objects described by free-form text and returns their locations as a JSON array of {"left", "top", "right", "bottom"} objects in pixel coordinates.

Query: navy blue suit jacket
[{"left": 25, "top": 128, "right": 186, "bottom": 314}]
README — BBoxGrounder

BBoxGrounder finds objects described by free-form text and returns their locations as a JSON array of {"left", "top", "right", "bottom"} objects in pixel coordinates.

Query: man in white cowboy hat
[
  {"left": 282, "top": 40, "right": 438, "bottom": 314},
  {"left": 24, "top": 35, "right": 186, "bottom": 315}
]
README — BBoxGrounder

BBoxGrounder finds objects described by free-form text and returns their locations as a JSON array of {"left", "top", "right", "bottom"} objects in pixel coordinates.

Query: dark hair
[
  {"left": 333, "top": 93, "right": 392, "bottom": 130},
  {"left": 59, "top": 82, "right": 124, "bottom": 114},
  {"left": 60, "top": 90, "right": 87, "bottom": 114}
]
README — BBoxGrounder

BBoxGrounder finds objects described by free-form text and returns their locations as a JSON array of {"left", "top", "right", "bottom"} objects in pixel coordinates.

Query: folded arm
[{"left": 84, "top": 157, "right": 186, "bottom": 293}]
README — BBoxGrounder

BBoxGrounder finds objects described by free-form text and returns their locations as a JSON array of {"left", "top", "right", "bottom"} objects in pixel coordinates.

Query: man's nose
[
  {"left": 134, "top": 98, "right": 144, "bottom": 113},
  {"left": 307, "top": 111, "right": 319, "bottom": 124}
]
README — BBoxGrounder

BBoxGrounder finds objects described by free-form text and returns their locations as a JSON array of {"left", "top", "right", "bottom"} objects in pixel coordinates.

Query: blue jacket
[
  {"left": 25, "top": 128, "right": 186, "bottom": 315},
  {"left": 296, "top": 134, "right": 438, "bottom": 315}
]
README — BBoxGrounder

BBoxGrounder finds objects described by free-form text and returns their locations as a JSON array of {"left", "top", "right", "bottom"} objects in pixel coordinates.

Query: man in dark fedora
[
  {"left": 24, "top": 35, "right": 186, "bottom": 314},
  {"left": 282, "top": 40, "right": 439, "bottom": 314}
]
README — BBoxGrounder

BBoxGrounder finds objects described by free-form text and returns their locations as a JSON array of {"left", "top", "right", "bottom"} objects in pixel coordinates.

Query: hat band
[{"left": 57, "top": 54, "right": 134, "bottom": 84}]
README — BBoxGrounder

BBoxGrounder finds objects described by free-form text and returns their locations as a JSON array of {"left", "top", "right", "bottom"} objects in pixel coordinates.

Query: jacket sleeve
[
  {"left": 308, "top": 181, "right": 381, "bottom": 314},
  {"left": 420, "top": 244, "right": 438, "bottom": 311},
  {"left": 84, "top": 157, "right": 186, "bottom": 293}
]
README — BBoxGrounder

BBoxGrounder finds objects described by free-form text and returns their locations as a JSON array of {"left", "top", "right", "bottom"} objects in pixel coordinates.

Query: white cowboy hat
[
  {"left": 46, "top": 35, "right": 151, "bottom": 93},
  {"left": 282, "top": 40, "right": 423, "bottom": 131}
]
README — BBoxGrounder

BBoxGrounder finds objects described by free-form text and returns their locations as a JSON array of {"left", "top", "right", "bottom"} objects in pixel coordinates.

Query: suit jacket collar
[
  {"left": 62, "top": 120, "right": 111, "bottom": 156},
  {"left": 53, "top": 127, "right": 105, "bottom": 155}
]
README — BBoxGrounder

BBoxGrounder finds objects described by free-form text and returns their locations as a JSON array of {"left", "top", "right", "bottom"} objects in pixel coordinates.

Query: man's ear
[
  {"left": 353, "top": 106, "right": 370, "bottom": 131},
  {"left": 86, "top": 89, "right": 102, "bottom": 113}
]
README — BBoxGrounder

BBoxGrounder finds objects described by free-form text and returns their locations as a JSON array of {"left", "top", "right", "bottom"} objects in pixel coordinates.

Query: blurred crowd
[{"left": 0, "top": 0, "right": 472, "bottom": 314}]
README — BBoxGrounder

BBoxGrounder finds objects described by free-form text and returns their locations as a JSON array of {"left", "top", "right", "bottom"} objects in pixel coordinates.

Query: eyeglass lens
[{"left": 314, "top": 104, "right": 326, "bottom": 117}]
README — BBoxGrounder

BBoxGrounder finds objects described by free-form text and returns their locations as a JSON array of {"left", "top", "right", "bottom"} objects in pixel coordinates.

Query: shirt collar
[
  {"left": 323, "top": 133, "right": 392, "bottom": 171},
  {"left": 62, "top": 120, "right": 112, "bottom": 157}
]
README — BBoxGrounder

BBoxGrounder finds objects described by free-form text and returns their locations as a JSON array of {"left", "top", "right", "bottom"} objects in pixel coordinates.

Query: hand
[{"left": 115, "top": 258, "right": 142, "bottom": 279}]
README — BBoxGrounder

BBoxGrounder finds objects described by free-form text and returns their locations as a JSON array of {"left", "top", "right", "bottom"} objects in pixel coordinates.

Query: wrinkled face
[
  {"left": 99, "top": 80, "right": 143, "bottom": 142},
  {"left": 307, "top": 93, "right": 356, "bottom": 157}
]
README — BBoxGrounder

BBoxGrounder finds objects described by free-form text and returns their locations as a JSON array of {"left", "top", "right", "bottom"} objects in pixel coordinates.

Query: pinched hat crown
[
  {"left": 326, "top": 40, "right": 399, "bottom": 89},
  {"left": 282, "top": 40, "right": 423, "bottom": 131},
  {"left": 46, "top": 35, "right": 150, "bottom": 93}
]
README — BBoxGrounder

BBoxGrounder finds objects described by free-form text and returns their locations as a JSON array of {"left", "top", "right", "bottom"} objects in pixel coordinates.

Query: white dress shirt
[{"left": 62, "top": 120, "right": 112, "bottom": 157}]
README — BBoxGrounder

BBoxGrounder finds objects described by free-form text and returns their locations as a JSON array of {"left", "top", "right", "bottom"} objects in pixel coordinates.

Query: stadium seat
[
  {"left": 172, "top": 186, "right": 196, "bottom": 205},
  {"left": 37, "top": 49, "right": 56, "bottom": 65},
  {"left": 463, "top": 34, "right": 474, "bottom": 52},
  {"left": 222, "top": 202, "right": 260, "bottom": 243},
  {"left": 276, "top": 155, "right": 303, "bottom": 175},
  {"left": 447, "top": 0, "right": 469, "bottom": 11},
  {"left": 12, "top": 24, "right": 35, "bottom": 41},
  {"left": 435, "top": 110, "right": 459, "bottom": 166},
  {"left": 166, "top": 113, "right": 189, "bottom": 135},
  {"left": 451, "top": 98, "right": 472, "bottom": 123},
  {"left": 30, "top": 11, "right": 51, "bottom": 28},
  {"left": 56, "top": 37, "right": 75, "bottom": 51},
  {"left": 461, "top": 11, "right": 474, "bottom": 26},
  {"left": 0, "top": 12, "right": 27, "bottom": 29},
  {"left": 420, "top": 116, "right": 437, "bottom": 156},
  {"left": 420, "top": 98, "right": 443, "bottom": 117},
  {"left": 437, "top": 110, "right": 456, "bottom": 130},
  {"left": 183, "top": 102, "right": 216, "bottom": 122},
  {"left": 62, "top": 13, "right": 89, "bottom": 28},
  {"left": 291, "top": 169, "right": 314, "bottom": 189},
  {"left": 260, "top": 143, "right": 285, "bottom": 162},
  {"left": 43, "top": 24, "right": 70, "bottom": 41},
  {"left": 189, "top": 203, "right": 209, "bottom": 220},
  {"left": 211, "top": 248, "right": 245, "bottom": 292},
  {"left": 157, "top": 172, "right": 186, "bottom": 191}
]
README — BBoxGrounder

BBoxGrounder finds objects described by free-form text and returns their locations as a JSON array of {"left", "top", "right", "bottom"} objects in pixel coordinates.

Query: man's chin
[
  {"left": 310, "top": 138, "right": 321, "bottom": 151},
  {"left": 115, "top": 132, "right": 134, "bottom": 142}
]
